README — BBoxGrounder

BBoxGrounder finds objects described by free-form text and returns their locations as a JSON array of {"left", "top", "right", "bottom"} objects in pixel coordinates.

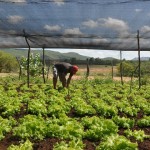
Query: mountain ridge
[
  {"left": 1, "top": 49, "right": 122, "bottom": 61},
  {"left": 132, "top": 57, "right": 150, "bottom": 61},
  {"left": 1, "top": 48, "right": 89, "bottom": 60}
]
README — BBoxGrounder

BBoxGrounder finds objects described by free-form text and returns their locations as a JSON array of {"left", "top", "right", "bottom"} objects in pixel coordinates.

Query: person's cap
[{"left": 72, "top": 65, "right": 78, "bottom": 74}]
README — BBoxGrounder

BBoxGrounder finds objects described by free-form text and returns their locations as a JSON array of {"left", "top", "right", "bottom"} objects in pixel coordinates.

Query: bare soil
[
  {"left": 0, "top": 68, "right": 147, "bottom": 150},
  {"left": 0, "top": 73, "right": 18, "bottom": 77},
  {"left": 0, "top": 109, "right": 149, "bottom": 150}
]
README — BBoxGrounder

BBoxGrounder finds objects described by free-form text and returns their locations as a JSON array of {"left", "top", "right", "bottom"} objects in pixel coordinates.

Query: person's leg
[
  {"left": 59, "top": 73, "right": 66, "bottom": 88},
  {"left": 53, "top": 66, "right": 58, "bottom": 89}
]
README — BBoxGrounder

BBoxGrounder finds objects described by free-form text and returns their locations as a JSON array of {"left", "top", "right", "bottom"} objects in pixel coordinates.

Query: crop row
[{"left": 0, "top": 78, "right": 150, "bottom": 149}]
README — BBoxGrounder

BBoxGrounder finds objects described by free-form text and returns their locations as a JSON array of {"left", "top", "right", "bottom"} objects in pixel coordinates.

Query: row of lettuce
[{"left": 0, "top": 78, "right": 150, "bottom": 150}]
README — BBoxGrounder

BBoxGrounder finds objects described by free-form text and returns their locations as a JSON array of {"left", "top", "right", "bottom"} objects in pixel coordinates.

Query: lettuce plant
[{"left": 96, "top": 134, "right": 138, "bottom": 150}]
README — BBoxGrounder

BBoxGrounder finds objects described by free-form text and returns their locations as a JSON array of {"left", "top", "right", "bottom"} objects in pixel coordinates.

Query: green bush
[{"left": 0, "top": 50, "right": 18, "bottom": 73}]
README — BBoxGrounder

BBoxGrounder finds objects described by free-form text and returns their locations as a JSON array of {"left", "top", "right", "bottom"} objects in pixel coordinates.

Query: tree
[
  {"left": 70, "top": 57, "right": 77, "bottom": 64},
  {"left": 0, "top": 50, "right": 18, "bottom": 73},
  {"left": 95, "top": 58, "right": 102, "bottom": 65},
  {"left": 89, "top": 57, "right": 95, "bottom": 65},
  {"left": 20, "top": 53, "right": 44, "bottom": 76},
  {"left": 117, "top": 61, "right": 134, "bottom": 77}
]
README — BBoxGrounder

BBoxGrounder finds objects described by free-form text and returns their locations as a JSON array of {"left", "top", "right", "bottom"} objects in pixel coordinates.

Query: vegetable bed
[{"left": 0, "top": 77, "right": 149, "bottom": 150}]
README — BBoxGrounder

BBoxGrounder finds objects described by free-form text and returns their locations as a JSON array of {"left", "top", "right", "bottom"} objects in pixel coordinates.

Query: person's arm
[{"left": 66, "top": 73, "right": 73, "bottom": 88}]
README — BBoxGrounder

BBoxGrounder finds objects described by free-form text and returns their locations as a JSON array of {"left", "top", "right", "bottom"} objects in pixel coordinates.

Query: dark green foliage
[
  {"left": 0, "top": 50, "right": 18, "bottom": 73},
  {"left": 117, "top": 60, "right": 150, "bottom": 77}
]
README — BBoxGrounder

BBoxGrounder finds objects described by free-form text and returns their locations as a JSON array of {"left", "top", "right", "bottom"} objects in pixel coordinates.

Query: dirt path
[
  {"left": 0, "top": 73, "right": 18, "bottom": 77},
  {"left": 0, "top": 73, "right": 134, "bottom": 82}
]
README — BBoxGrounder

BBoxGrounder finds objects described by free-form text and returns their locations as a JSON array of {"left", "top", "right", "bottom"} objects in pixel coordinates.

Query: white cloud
[
  {"left": 91, "top": 38, "right": 108, "bottom": 43},
  {"left": 147, "top": 13, "right": 150, "bottom": 17},
  {"left": 4, "top": 0, "right": 26, "bottom": 2},
  {"left": 0, "top": 41, "right": 17, "bottom": 47},
  {"left": 0, "top": 36, "right": 26, "bottom": 48},
  {"left": 44, "top": 25, "right": 61, "bottom": 32},
  {"left": 82, "top": 18, "right": 129, "bottom": 37},
  {"left": 53, "top": 0, "right": 65, "bottom": 6},
  {"left": 141, "top": 39, "right": 150, "bottom": 47},
  {"left": 99, "top": 17, "right": 129, "bottom": 33},
  {"left": 8, "top": 15, "right": 23, "bottom": 24},
  {"left": 140, "top": 26, "right": 150, "bottom": 41},
  {"left": 64, "top": 28, "right": 83, "bottom": 35},
  {"left": 141, "top": 25, "right": 150, "bottom": 33},
  {"left": 82, "top": 20, "right": 99, "bottom": 28},
  {"left": 135, "top": 9, "right": 142, "bottom": 13},
  {"left": 0, "top": 29, "right": 17, "bottom": 34}
]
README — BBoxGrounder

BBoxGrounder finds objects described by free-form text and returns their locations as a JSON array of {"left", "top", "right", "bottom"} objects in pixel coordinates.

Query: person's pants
[{"left": 53, "top": 66, "right": 66, "bottom": 87}]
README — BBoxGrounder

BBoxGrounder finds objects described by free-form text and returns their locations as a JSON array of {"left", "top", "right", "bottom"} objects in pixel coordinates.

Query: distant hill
[
  {"left": 102, "top": 57, "right": 118, "bottom": 60},
  {"left": 1, "top": 48, "right": 89, "bottom": 60},
  {"left": 132, "top": 57, "right": 150, "bottom": 61}
]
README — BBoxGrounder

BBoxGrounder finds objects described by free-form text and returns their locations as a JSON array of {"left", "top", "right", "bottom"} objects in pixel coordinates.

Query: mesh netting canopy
[{"left": 0, "top": 0, "right": 150, "bottom": 51}]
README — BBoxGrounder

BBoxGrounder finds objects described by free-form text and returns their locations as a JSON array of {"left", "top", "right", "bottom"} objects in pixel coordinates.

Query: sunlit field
[
  {"left": 77, "top": 65, "right": 116, "bottom": 76},
  {"left": 0, "top": 65, "right": 135, "bottom": 84},
  {"left": 0, "top": 65, "right": 116, "bottom": 79},
  {"left": 0, "top": 75, "right": 149, "bottom": 150}
]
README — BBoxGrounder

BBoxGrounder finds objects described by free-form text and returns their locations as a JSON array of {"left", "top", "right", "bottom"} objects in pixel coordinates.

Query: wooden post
[
  {"left": 47, "top": 64, "right": 50, "bottom": 80},
  {"left": 86, "top": 58, "right": 89, "bottom": 79},
  {"left": 16, "top": 57, "right": 22, "bottom": 80},
  {"left": 130, "top": 65, "right": 139, "bottom": 93},
  {"left": 111, "top": 60, "right": 113, "bottom": 79},
  {"left": 23, "top": 29, "right": 30, "bottom": 88},
  {"left": 42, "top": 46, "right": 46, "bottom": 83},
  {"left": 137, "top": 30, "right": 141, "bottom": 89},
  {"left": 120, "top": 51, "right": 123, "bottom": 85}
]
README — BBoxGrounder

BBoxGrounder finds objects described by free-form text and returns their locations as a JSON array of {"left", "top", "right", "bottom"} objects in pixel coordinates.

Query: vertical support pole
[
  {"left": 120, "top": 50, "right": 123, "bottom": 85},
  {"left": 42, "top": 46, "right": 46, "bottom": 83},
  {"left": 47, "top": 64, "right": 50, "bottom": 80},
  {"left": 137, "top": 30, "right": 141, "bottom": 89},
  {"left": 23, "top": 29, "right": 30, "bottom": 88},
  {"left": 111, "top": 60, "right": 113, "bottom": 80},
  {"left": 86, "top": 58, "right": 89, "bottom": 79},
  {"left": 16, "top": 57, "right": 22, "bottom": 80}
]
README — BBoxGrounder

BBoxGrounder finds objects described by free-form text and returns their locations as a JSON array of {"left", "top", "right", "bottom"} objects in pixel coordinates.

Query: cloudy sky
[{"left": 1, "top": 0, "right": 150, "bottom": 59}]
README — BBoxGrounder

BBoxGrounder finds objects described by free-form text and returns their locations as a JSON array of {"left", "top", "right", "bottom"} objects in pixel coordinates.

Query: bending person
[{"left": 53, "top": 62, "right": 78, "bottom": 89}]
